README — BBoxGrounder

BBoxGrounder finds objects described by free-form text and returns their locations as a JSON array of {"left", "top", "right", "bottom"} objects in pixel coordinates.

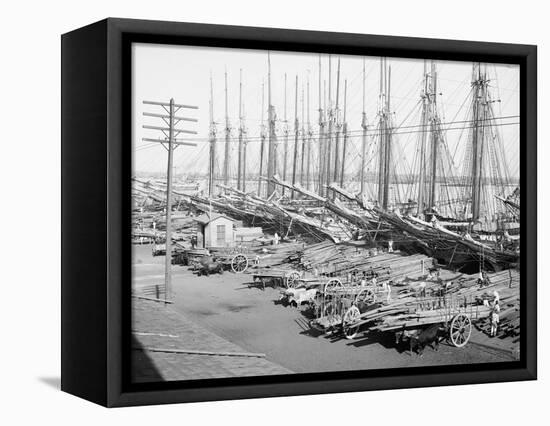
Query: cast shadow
[{"left": 38, "top": 376, "right": 61, "bottom": 389}]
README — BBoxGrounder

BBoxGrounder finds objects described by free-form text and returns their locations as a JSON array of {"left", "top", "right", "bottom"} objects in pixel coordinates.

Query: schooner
[{"left": 136, "top": 54, "right": 520, "bottom": 272}]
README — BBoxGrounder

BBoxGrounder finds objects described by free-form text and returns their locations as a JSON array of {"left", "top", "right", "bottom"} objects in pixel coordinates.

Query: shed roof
[{"left": 194, "top": 213, "right": 234, "bottom": 225}]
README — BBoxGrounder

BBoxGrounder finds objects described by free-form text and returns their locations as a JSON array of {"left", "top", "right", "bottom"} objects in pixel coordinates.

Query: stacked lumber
[
  {"left": 248, "top": 241, "right": 306, "bottom": 268},
  {"left": 364, "top": 269, "right": 520, "bottom": 339},
  {"left": 287, "top": 240, "right": 434, "bottom": 282}
]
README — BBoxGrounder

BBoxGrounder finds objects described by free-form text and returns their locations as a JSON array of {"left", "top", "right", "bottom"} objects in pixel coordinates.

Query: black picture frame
[{"left": 61, "top": 18, "right": 537, "bottom": 407}]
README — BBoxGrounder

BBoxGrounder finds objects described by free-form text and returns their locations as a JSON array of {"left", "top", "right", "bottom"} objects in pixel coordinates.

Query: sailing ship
[{"left": 137, "top": 53, "right": 520, "bottom": 272}]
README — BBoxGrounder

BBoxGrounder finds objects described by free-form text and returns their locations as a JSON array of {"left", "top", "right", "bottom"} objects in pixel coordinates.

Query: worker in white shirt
[
  {"left": 382, "top": 280, "right": 392, "bottom": 302},
  {"left": 490, "top": 300, "right": 500, "bottom": 337}
]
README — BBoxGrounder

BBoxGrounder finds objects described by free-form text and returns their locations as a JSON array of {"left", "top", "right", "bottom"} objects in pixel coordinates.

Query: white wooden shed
[{"left": 194, "top": 213, "right": 235, "bottom": 248}]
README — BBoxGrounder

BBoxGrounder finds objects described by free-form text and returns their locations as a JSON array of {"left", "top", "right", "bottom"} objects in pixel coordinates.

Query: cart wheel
[
  {"left": 324, "top": 278, "right": 343, "bottom": 295},
  {"left": 355, "top": 288, "right": 376, "bottom": 305},
  {"left": 450, "top": 313, "right": 472, "bottom": 347},
  {"left": 342, "top": 306, "right": 361, "bottom": 339},
  {"left": 285, "top": 271, "right": 301, "bottom": 288},
  {"left": 231, "top": 254, "right": 248, "bottom": 273}
]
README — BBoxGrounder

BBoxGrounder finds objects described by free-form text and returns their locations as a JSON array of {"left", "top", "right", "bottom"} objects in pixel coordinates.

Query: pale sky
[{"left": 132, "top": 43, "right": 520, "bottom": 179}]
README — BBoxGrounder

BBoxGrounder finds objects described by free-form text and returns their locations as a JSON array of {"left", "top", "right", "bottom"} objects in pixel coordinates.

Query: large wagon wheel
[
  {"left": 355, "top": 288, "right": 376, "bottom": 305},
  {"left": 324, "top": 278, "right": 343, "bottom": 295},
  {"left": 231, "top": 254, "right": 249, "bottom": 273},
  {"left": 285, "top": 270, "right": 301, "bottom": 288},
  {"left": 342, "top": 306, "right": 361, "bottom": 339},
  {"left": 449, "top": 313, "right": 472, "bottom": 347}
]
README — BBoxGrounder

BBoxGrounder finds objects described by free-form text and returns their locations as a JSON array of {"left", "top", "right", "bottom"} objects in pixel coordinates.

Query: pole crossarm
[
  {"left": 143, "top": 100, "right": 198, "bottom": 109},
  {"left": 141, "top": 138, "right": 197, "bottom": 147},
  {"left": 142, "top": 124, "right": 198, "bottom": 135},
  {"left": 143, "top": 112, "right": 198, "bottom": 122}
]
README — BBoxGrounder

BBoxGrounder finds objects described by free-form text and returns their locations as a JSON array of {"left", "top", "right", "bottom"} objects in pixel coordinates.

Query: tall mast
[
  {"left": 470, "top": 63, "right": 488, "bottom": 221},
  {"left": 267, "top": 52, "right": 276, "bottom": 196},
  {"left": 377, "top": 58, "right": 392, "bottom": 210},
  {"left": 258, "top": 79, "right": 266, "bottom": 196},
  {"left": 237, "top": 69, "right": 244, "bottom": 191},
  {"left": 382, "top": 63, "right": 392, "bottom": 209},
  {"left": 360, "top": 59, "right": 368, "bottom": 197},
  {"left": 282, "top": 73, "right": 289, "bottom": 194},
  {"left": 417, "top": 61, "right": 430, "bottom": 216},
  {"left": 377, "top": 59, "right": 386, "bottom": 205},
  {"left": 208, "top": 72, "right": 216, "bottom": 196},
  {"left": 242, "top": 100, "right": 248, "bottom": 193},
  {"left": 325, "top": 56, "right": 333, "bottom": 195},
  {"left": 291, "top": 75, "right": 299, "bottom": 198},
  {"left": 300, "top": 85, "right": 306, "bottom": 185},
  {"left": 333, "top": 57, "right": 341, "bottom": 185},
  {"left": 339, "top": 78, "right": 348, "bottom": 188},
  {"left": 428, "top": 60, "right": 439, "bottom": 211},
  {"left": 317, "top": 56, "right": 325, "bottom": 195},
  {"left": 306, "top": 75, "right": 312, "bottom": 190},
  {"left": 223, "top": 69, "right": 231, "bottom": 185}
]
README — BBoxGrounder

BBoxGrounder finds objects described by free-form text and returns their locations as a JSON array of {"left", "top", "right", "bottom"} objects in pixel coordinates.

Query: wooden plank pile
[
  {"left": 364, "top": 269, "right": 520, "bottom": 337},
  {"left": 247, "top": 241, "right": 307, "bottom": 269},
  {"left": 288, "top": 240, "right": 434, "bottom": 282}
]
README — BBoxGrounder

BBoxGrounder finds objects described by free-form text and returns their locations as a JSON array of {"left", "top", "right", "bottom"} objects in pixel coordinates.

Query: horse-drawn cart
[
  {"left": 347, "top": 294, "right": 488, "bottom": 346},
  {"left": 310, "top": 276, "right": 490, "bottom": 349},
  {"left": 310, "top": 278, "right": 388, "bottom": 335},
  {"left": 339, "top": 291, "right": 490, "bottom": 347},
  {"left": 214, "top": 252, "right": 249, "bottom": 273},
  {"left": 178, "top": 246, "right": 250, "bottom": 274},
  {"left": 251, "top": 269, "right": 303, "bottom": 290}
]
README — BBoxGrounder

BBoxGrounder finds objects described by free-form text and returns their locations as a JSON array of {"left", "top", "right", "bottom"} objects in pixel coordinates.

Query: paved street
[{"left": 132, "top": 298, "right": 291, "bottom": 382}]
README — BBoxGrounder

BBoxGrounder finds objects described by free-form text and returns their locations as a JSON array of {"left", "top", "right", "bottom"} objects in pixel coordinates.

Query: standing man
[
  {"left": 383, "top": 280, "right": 392, "bottom": 303},
  {"left": 490, "top": 299, "right": 500, "bottom": 337}
]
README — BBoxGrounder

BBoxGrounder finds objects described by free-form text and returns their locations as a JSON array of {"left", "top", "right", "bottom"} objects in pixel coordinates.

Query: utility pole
[
  {"left": 291, "top": 75, "right": 299, "bottom": 198},
  {"left": 142, "top": 99, "right": 198, "bottom": 302},
  {"left": 237, "top": 69, "right": 244, "bottom": 191},
  {"left": 340, "top": 78, "right": 348, "bottom": 188},
  {"left": 258, "top": 80, "right": 266, "bottom": 196},
  {"left": 208, "top": 73, "right": 216, "bottom": 196},
  {"left": 360, "top": 59, "right": 368, "bottom": 197},
  {"left": 223, "top": 69, "right": 231, "bottom": 186}
]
